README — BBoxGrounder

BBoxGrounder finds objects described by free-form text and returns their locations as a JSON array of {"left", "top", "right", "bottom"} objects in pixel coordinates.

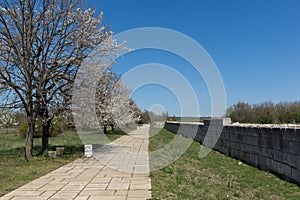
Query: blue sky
[{"left": 88, "top": 0, "right": 300, "bottom": 117}]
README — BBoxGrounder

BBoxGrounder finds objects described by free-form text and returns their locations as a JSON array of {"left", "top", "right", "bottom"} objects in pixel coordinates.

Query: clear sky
[{"left": 87, "top": 0, "right": 300, "bottom": 117}]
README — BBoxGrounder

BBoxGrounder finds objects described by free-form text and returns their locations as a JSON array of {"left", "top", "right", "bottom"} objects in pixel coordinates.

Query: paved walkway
[{"left": 1, "top": 125, "right": 152, "bottom": 200}]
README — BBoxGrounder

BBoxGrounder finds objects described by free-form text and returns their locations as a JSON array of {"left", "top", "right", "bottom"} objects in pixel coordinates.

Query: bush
[
  {"left": 51, "top": 117, "right": 69, "bottom": 135},
  {"left": 18, "top": 122, "right": 28, "bottom": 138},
  {"left": 227, "top": 101, "right": 300, "bottom": 124},
  {"left": 18, "top": 117, "right": 69, "bottom": 138}
]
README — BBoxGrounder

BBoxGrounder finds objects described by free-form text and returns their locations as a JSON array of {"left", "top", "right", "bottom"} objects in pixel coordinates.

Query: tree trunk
[
  {"left": 111, "top": 124, "right": 115, "bottom": 132},
  {"left": 25, "top": 114, "right": 35, "bottom": 160},
  {"left": 41, "top": 120, "right": 51, "bottom": 154},
  {"left": 104, "top": 126, "right": 107, "bottom": 134}
]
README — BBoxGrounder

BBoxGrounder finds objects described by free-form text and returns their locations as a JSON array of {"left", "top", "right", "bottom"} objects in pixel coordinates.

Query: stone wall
[{"left": 164, "top": 120, "right": 300, "bottom": 186}]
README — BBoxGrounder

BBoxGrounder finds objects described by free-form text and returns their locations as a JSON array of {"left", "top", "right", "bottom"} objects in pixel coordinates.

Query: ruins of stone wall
[{"left": 164, "top": 120, "right": 300, "bottom": 185}]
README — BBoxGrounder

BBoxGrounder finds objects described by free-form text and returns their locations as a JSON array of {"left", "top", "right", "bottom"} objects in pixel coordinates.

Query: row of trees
[
  {"left": 227, "top": 101, "right": 300, "bottom": 124},
  {"left": 140, "top": 110, "right": 168, "bottom": 124},
  {"left": 0, "top": 0, "right": 128, "bottom": 160}
]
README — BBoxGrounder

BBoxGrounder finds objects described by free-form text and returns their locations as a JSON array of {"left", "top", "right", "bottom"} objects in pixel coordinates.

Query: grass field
[
  {"left": 0, "top": 128, "right": 126, "bottom": 197},
  {"left": 149, "top": 128, "right": 300, "bottom": 200}
]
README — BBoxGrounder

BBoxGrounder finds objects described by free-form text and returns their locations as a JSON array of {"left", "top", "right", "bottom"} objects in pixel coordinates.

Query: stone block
[
  {"left": 271, "top": 128, "right": 283, "bottom": 141},
  {"left": 289, "top": 141, "right": 300, "bottom": 154},
  {"left": 213, "top": 145, "right": 220, "bottom": 152},
  {"left": 284, "top": 129, "right": 297, "bottom": 142},
  {"left": 282, "top": 128, "right": 290, "bottom": 141},
  {"left": 291, "top": 168, "right": 300, "bottom": 185},
  {"left": 56, "top": 147, "right": 65, "bottom": 155},
  {"left": 240, "top": 143, "right": 248, "bottom": 152},
  {"left": 296, "top": 129, "right": 300, "bottom": 141},
  {"left": 249, "top": 153, "right": 258, "bottom": 166},
  {"left": 222, "top": 131, "right": 230, "bottom": 140},
  {"left": 282, "top": 153, "right": 297, "bottom": 168},
  {"left": 228, "top": 141, "right": 235, "bottom": 150},
  {"left": 283, "top": 164, "right": 292, "bottom": 178},
  {"left": 231, "top": 149, "right": 238, "bottom": 158},
  {"left": 296, "top": 155, "right": 300, "bottom": 170},
  {"left": 261, "top": 127, "right": 271, "bottom": 139},
  {"left": 269, "top": 159, "right": 277, "bottom": 172},
  {"left": 239, "top": 151, "right": 248, "bottom": 162},
  {"left": 237, "top": 142, "right": 242, "bottom": 151},
  {"left": 215, "top": 139, "right": 222, "bottom": 147},
  {"left": 273, "top": 150, "right": 283, "bottom": 162},
  {"left": 237, "top": 132, "right": 244, "bottom": 142},
  {"left": 249, "top": 136, "right": 258, "bottom": 146},
  {"left": 251, "top": 127, "right": 260, "bottom": 137},
  {"left": 281, "top": 140, "right": 291, "bottom": 153},
  {"left": 223, "top": 118, "right": 232, "bottom": 125},
  {"left": 48, "top": 151, "right": 56, "bottom": 158},
  {"left": 265, "top": 158, "right": 273, "bottom": 170},
  {"left": 257, "top": 133, "right": 263, "bottom": 147},
  {"left": 228, "top": 132, "right": 236, "bottom": 142},
  {"left": 84, "top": 144, "right": 93, "bottom": 157},
  {"left": 272, "top": 138, "right": 282, "bottom": 151},
  {"left": 264, "top": 137, "right": 273, "bottom": 149},
  {"left": 248, "top": 145, "right": 259, "bottom": 154},
  {"left": 258, "top": 155, "right": 267, "bottom": 170},
  {"left": 262, "top": 147, "right": 271, "bottom": 158},
  {"left": 221, "top": 139, "right": 229, "bottom": 149},
  {"left": 217, "top": 147, "right": 226, "bottom": 154},
  {"left": 276, "top": 162, "right": 285, "bottom": 175}
]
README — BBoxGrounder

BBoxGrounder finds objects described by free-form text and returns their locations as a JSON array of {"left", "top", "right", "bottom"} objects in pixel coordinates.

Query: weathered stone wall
[{"left": 164, "top": 120, "right": 300, "bottom": 185}]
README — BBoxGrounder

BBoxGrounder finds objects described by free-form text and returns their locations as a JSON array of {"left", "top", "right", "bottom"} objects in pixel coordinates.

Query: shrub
[
  {"left": 18, "top": 117, "right": 69, "bottom": 138},
  {"left": 18, "top": 122, "right": 28, "bottom": 138},
  {"left": 227, "top": 101, "right": 300, "bottom": 124}
]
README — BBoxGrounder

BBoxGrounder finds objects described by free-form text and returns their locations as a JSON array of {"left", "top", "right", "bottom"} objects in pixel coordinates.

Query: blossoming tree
[
  {"left": 0, "top": 109, "right": 15, "bottom": 134},
  {"left": 95, "top": 71, "right": 141, "bottom": 134},
  {"left": 0, "top": 0, "right": 115, "bottom": 159}
]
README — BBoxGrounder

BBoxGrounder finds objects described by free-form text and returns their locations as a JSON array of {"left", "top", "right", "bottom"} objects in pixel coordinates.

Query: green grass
[
  {"left": 149, "top": 128, "right": 300, "bottom": 200},
  {"left": 0, "top": 128, "right": 126, "bottom": 197}
]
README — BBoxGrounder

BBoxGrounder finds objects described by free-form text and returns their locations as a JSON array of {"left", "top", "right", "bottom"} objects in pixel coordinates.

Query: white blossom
[{"left": 0, "top": 109, "right": 15, "bottom": 129}]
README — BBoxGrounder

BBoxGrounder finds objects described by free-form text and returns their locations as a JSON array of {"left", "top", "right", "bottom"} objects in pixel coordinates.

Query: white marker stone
[{"left": 84, "top": 144, "right": 93, "bottom": 157}]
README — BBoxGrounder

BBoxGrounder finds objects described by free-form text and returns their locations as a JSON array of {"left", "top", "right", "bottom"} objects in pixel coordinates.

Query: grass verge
[
  {"left": 0, "top": 128, "right": 126, "bottom": 197},
  {"left": 149, "top": 128, "right": 300, "bottom": 200}
]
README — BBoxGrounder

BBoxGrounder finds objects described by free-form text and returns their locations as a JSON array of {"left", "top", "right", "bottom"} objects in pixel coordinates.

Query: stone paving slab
[{"left": 0, "top": 125, "right": 152, "bottom": 200}]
